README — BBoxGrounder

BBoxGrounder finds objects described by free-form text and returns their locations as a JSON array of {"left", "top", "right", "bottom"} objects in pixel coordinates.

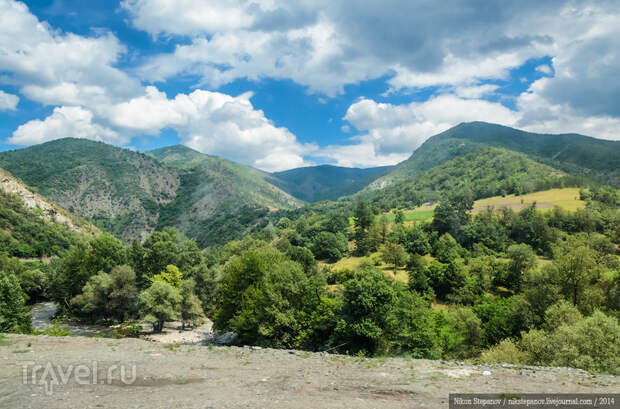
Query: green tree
[
  {"left": 394, "top": 210, "right": 405, "bottom": 225},
  {"left": 139, "top": 281, "right": 181, "bottom": 333},
  {"left": 353, "top": 201, "right": 375, "bottom": 256},
  {"left": 71, "top": 265, "right": 138, "bottom": 323},
  {"left": 335, "top": 267, "right": 398, "bottom": 355},
  {"left": 179, "top": 278, "right": 204, "bottom": 330},
  {"left": 0, "top": 271, "right": 31, "bottom": 333},
  {"left": 311, "top": 231, "right": 347, "bottom": 262},
  {"left": 433, "top": 233, "right": 461, "bottom": 263},
  {"left": 380, "top": 241, "right": 407, "bottom": 273},
  {"left": 107, "top": 265, "right": 138, "bottom": 322},
  {"left": 286, "top": 246, "right": 317, "bottom": 273},
  {"left": 504, "top": 244, "right": 537, "bottom": 291},
  {"left": 550, "top": 239, "right": 597, "bottom": 307},
  {"left": 152, "top": 265, "right": 183, "bottom": 288},
  {"left": 378, "top": 215, "right": 390, "bottom": 243}
]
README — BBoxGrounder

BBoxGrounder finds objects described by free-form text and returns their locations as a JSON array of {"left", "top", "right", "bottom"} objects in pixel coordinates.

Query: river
[{"left": 30, "top": 302, "right": 110, "bottom": 337}]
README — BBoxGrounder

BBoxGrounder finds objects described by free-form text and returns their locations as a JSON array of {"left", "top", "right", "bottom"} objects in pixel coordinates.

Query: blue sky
[{"left": 0, "top": 0, "right": 619, "bottom": 171}]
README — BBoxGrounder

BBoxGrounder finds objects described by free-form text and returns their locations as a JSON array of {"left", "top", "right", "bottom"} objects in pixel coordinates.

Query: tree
[
  {"left": 134, "top": 228, "right": 203, "bottom": 288},
  {"left": 380, "top": 242, "right": 407, "bottom": 273},
  {"left": 310, "top": 232, "right": 347, "bottom": 262},
  {"left": 504, "top": 244, "right": 537, "bottom": 291},
  {"left": 139, "top": 281, "right": 181, "bottom": 333},
  {"left": 230, "top": 260, "right": 326, "bottom": 349},
  {"left": 192, "top": 263, "right": 222, "bottom": 316},
  {"left": 394, "top": 210, "right": 405, "bottom": 225},
  {"left": 433, "top": 233, "right": 461, "bottom": 263},
  {"left": 431, "top": 192, "right": 473, "bottom": 242},
  {"left": 107, "top": 265, "right": 138, "bottom": 322},
  {"left": 179, "top": 279, "right": 204, "bottom": 330},
  {"left": 71, "top": 265, "right": 138, "bottom": 323},
  {"left": 215, "top": 246, "right": 285, "bottom": 331},
  {"left": 353, "top": 201, "right": 375, "bottom": 256},
  {"left": 550, "top": 239, "right": 597, "bottom": 307},
  {"left": 378, "top": 215, "right": 390, "bottom": 243},
  {"left": 84, "top": 233, "right": 127, "bottom": 275},
  {"left": 0, "top": 271, "right": 31, "bottom": 333},
  {"left": 286, "top": 246, "right": 317, "bottom": 273},
  {"left": 152, "top": 264, "right": 183, "bottom": 288},
  {"left": 335, "top": 267, "right": 398, "bottom": 355}
]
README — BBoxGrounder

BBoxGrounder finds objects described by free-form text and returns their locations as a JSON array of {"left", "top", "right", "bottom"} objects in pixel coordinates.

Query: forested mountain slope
[
  {"left": 0, "top": 139, "right": 180, "bottom": 241},
  {"left": 269, "top": 164, "right": 393, "bottom": 202},
  {"left": 147, "top": 145, "right": 302, "bottom": 246},
  {"left": 367, "top": 121, "right": 620, "bottom": 190},
  {"left": 0, "top": 167, "right": 98, "bottom": 257},
  {"left": 363, "top": 147, "right": 572, "bottom": 209}
]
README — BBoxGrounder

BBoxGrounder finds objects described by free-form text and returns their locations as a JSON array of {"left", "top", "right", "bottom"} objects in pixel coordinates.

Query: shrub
[{"left": 479, "top": 339, "right": 527, "bottom": 365}]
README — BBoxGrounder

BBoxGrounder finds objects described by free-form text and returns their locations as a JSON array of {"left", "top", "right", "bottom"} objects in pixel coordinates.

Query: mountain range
[{"left": 1, "top": 121, "right": 618, "bottom": 247}]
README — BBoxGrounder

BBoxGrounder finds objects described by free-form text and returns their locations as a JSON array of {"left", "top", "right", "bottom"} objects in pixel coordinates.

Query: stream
[{"left": 30, "top": 302, "right": 110, "bottom": 337}]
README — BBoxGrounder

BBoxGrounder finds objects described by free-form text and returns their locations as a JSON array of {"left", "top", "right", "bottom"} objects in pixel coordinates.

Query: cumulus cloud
[
  {"left": 0, "top": 0, "right": 315, "bottom": 171},
  {"left": 0, "top": 0, "right": 140, "bottom": 109},
  {"left": 123, "top": 0, "right": 565, "bottom": 95},
  {"left": 8, "top": 106, "right": 123, "bottom": 146},
  {"left": 332, "top": 95, "right": 519, "bottom": 166},
  {"left": 106, "top": 87, "right": 316, "bottom": 171},
  {"left": 0, "top": 90, "right": 18, "bottom": 110}
]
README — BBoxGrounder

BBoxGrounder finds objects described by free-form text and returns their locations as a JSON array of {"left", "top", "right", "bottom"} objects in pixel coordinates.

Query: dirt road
[{"left": 1, "top": 334, "right": 617, "bottom": 408}]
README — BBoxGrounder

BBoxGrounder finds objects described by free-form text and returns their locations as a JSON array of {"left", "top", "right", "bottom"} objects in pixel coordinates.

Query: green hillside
[
  {"left": 365, "top": 147, "right": 572, "bottom": 209},
  {"left": 270, "top": 164, "right": 393, "bottom": 201},
  {"left": 147, "top": 145, "right": 302, "bottom": 247},
  {"left": 0, "top": 168, "right": 98, "bottom": 258},
  {"left": 0, "top": 139, "right": 180, "bottom": 241},
  {"left": 368, "top": 121, "right": 620, "bottom": 190}
]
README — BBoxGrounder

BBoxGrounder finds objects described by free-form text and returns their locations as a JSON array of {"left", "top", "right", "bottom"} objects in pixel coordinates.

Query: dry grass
[{"left": 473, "top": 188, "right": 585, "bottom": 212}]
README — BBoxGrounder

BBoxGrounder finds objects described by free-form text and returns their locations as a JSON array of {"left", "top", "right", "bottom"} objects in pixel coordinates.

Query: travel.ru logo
[{"left": 22, "top": 361, "right": 137, "bottom": 395}]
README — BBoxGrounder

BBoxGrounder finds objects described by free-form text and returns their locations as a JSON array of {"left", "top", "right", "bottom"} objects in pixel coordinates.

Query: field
[
  {"left": 376, "top": 188, "right": 586, "bottom": 225},
  {"left": 473, "top": 188, "right": 585, "bottom": 212},
  {"left": 321, "top": 251, "right": 409, "bottom": 283}
]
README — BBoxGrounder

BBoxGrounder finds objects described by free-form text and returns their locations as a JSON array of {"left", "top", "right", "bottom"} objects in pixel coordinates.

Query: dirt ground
[{"left": 1, "top": 334, "right": 618, "bottom": 409}]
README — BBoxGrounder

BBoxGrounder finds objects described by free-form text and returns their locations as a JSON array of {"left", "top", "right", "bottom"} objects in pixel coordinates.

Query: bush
[
  {"left": 479, "top": 339, "right": 527, "bottom": 365},
  {"left": 520, "top": 311, "right": 620, "bottom": 374}
]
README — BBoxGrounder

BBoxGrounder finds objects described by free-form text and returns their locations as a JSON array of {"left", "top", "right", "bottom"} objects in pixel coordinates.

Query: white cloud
[
  {"left": 0, "top": 90, "right": 18, "bottom": 110},
  {"left": 8, "top": 106, "right": 123, "bottom": 145},
  {"left": 516, "top": 82, "right": 620, "bottom": 140},
  {"left": 454, "top": 84, "right": 500, "bottom": 99},
  {"left": 535, "top": 64, "right": 552, "bottom": 75},
  {"left": 0, "top": 0, "right": 140, "bottom": 109},
  {"left": 317, "top": 143, "right": 409, "bottom": 168},
  {"left": 106, "top": 86, "right": 316, "bottom": 171},
  {"left": 339, "top": 95, "right": 519, "bottom": 160},
  {"left": 121, "top": 0, "right": 256, "bottom": 37},
  {"left": 123, "top": 0, "right": 566, "bottom": 95}
]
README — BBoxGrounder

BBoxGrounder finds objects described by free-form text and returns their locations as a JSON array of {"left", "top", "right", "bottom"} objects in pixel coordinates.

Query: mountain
[
  {"left": 364, "top": 147, "right": 570, "bottom": 209},
  {"left": 0, "top": 167, "right": 99, "bottom": 258},
  {"left": 146, "top": 145, "right": 302, "bottom": 247},
  {"left": 0, "top": 139, "right": 180, "bottom": 242},
  {"left": 369, "top": 121, "right": 620, "bottom": 190},
  {"left": 269, "top": 165, "right": 394, "bottom": 202}
]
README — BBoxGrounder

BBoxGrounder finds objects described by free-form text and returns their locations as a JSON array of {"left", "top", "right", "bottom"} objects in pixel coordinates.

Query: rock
[{"left": 482, "top": 370, "right": 492, "bottom": 376}]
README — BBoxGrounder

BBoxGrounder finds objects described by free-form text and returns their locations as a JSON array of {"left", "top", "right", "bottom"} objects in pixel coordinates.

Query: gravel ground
[{"left": 1, "top": 334, "right": 617, "bottom": 409}]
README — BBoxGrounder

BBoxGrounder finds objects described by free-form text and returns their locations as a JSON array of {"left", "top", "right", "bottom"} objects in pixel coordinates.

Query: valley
[{"left": 1, "top": 122, "right": 619, "bottom": 405}]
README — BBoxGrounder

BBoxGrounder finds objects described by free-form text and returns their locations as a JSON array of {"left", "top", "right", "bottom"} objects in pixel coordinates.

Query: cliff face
[{"left": 0, "top": 167, "right": 99, "bottom": 237}]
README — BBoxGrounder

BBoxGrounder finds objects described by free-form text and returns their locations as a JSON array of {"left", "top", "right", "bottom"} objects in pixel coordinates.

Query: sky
[{"left": 1, "top": 0, "right": 620, "bottom": 171}]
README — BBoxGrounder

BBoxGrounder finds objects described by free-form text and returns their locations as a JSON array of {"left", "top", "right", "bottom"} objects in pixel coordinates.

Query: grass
[
  {"left": 376, "top": 188, "right": 586, "bottom": 229},
  {"left": 473, "top": 188, "right": 585, "bottom": 212},
  {"left": 323, "top": 252, "right": 409, "bottom": 284}
]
